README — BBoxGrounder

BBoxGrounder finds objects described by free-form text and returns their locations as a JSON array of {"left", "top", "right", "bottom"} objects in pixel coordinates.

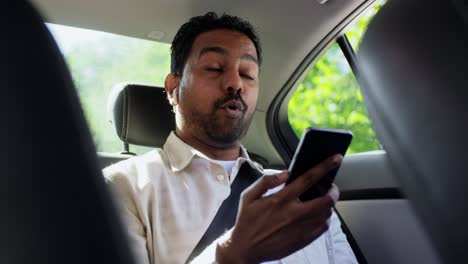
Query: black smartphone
[{"left": 286, "top": 127, "right": 353, "bottom": 201}]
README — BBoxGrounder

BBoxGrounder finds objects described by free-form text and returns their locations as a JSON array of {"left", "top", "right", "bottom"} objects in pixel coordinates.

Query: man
[{"left": 104, "top": 12, "right": 357, "bottom": 264}]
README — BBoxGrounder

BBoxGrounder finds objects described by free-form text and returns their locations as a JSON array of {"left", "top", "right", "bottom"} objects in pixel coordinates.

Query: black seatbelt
[{"left": 186, "top": 162, "right": 262, "bottom": 263}]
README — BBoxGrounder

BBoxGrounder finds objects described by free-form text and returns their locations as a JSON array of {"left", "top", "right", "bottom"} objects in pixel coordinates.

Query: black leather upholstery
[
  {"left": 108, "top": 83, "right": 176, "bottom": 147},
  {"left": 0, "top": 1, "right": 136, "bottom": 263},
  {"left": 357, "top": 0, "right": 467, "bottom": 262}
]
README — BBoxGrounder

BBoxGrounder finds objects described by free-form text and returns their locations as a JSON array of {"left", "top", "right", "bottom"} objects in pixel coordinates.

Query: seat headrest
[
  {"left": 108, "top": 83, "right": 175, "bottom": 148},
  {"left": 357, "top": 0, "right": 467, "bottom": 262},
  {"left": 2, "top": 1, "right": 136, "bottom": 263}
]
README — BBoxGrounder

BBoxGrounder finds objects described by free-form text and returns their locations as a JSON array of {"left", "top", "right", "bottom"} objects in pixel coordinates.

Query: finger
[
  {"left": 278, "top": 154, "right": 342, "bottom": 201},
  {"left": 327, "top": 184, "right": 340, "bottom": 204},
  {"left": 288, "top": 205, "right": 333, "bottom": 229},
  {"left": 301, "top": 183, "right": 339, "bottom": 209},
  {"left": 289, "top": 193, "right": 335, "bottom": 222},
  {"left": 241, "top": 171, "right": 289, "bottom": 202},
  {"left": 303, "top": 184, "right": 340, "bottom": 210}
]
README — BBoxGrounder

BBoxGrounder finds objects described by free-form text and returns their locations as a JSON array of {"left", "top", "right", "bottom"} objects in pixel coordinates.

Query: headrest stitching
[
  {"left": 120, "top": 91, "right": 126, "bottom": 140},
  {"left": 124, "top": 91, "right": 131, "bottom": 142}
]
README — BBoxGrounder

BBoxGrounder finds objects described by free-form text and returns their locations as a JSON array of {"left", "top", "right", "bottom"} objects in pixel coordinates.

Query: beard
[{"left": 182, "top": 93, "right": 254, "bottom": 147}]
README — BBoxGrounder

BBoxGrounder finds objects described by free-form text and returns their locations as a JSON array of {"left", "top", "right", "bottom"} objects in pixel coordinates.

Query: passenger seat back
[{"left": 0, "top": 2, "right": 136, "bottom": 263}]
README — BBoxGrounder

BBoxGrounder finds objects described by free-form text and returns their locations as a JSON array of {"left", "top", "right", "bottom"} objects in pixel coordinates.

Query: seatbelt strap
[{"left": 186, "top": 162, "right": 262, "bottom": 263}]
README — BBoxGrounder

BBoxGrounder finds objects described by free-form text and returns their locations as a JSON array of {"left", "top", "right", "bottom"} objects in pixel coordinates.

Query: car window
[
  {"left": 287, "top": 0, "right": 386, "bottom": 154},
  {"left": 48, "top": 24, "right": 171, "bottom": 154},
  {"left": 346, "top": 1, "right": 386, "bottom": 51}
]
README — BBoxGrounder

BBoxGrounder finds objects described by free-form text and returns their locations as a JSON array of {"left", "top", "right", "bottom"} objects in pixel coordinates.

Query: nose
[{"left": 223, "top": 69, "right": 243, "bottom": 95}]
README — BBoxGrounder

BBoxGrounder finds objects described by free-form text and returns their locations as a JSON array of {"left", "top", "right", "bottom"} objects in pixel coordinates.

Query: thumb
[{"left": 242, "top": 171, "right": 289, "bottom": 202}]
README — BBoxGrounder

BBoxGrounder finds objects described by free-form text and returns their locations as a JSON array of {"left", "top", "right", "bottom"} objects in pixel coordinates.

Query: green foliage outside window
[
  {"left": 49, "top": 25, "right": 171, "bottom": 153},
  {"left": 287, "top": 2, "right": 385, "bottom": 154}
]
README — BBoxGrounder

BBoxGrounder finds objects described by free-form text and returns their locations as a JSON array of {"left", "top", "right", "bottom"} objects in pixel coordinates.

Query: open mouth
[
  {"left": 227, "top": 104, "right": 239, "bottom": 111},
  {"left": 220, "top": 99, "right": 244, "bottom": 118},
  {"left": 222, "top": 99, "right": 243, "bottom": 112}
]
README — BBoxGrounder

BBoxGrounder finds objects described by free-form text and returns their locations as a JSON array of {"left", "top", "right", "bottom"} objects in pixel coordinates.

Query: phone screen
[{"left": 286, "top": 127, "right": 353, "bottom": 201}]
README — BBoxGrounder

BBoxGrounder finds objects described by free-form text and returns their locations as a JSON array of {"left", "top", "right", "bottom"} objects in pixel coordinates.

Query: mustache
[{"left": 213, "top": 92, "right": 248, "bottom": 112}]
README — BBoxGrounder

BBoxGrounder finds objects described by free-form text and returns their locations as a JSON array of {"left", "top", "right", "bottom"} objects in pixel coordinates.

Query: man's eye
[
  {"left": 240, "top": 73, "right": 255, "bottom": 80},
  {"left": 206, "top": 67, "right": 222, "bottom": 73}
]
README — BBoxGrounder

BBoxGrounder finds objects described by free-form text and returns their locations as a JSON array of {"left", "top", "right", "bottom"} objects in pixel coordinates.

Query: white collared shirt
[{"left": 103, "top": 132, "right": 357, "bottom": 264}]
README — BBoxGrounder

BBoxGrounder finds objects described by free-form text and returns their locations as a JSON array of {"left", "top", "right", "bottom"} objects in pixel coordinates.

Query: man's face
[{"left": 174, "top": 29, "right": 259, "bottom": 148}]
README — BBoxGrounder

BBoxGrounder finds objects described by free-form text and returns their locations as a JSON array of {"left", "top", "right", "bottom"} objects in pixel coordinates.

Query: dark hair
[{"left": 170, "top": 12, "right": 262, "bottom": 76}]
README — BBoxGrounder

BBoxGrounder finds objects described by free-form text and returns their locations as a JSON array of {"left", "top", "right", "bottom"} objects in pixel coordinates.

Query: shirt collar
[{"left": 163, "top": 131, "right": 252, "bottom": 172}]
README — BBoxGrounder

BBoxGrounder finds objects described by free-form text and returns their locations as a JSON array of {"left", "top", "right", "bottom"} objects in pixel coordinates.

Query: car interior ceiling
[{"left": 2, "top": 0, "right": 467, "bottom": 263}]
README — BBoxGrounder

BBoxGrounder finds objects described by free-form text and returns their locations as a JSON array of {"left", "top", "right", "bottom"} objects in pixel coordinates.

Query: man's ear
[{"left": 164, "top": 73, "right": 180, "bottom": 106}]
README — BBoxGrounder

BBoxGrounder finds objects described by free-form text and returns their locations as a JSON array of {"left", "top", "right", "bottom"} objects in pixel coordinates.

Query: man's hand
[{"left": 216, "top": 154, "right": 342, "bottom": 264}]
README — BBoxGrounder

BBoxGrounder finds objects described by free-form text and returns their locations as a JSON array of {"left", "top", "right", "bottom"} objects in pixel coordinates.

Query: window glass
[
  {"left": 347, "top": 0, "right": 387, "bottom": 51},
  {"left": 48, "top": 24, "right": 171, "bottom": 154},
  {"left": 287, "top": 1, "right": 385, "bottom": 154}
]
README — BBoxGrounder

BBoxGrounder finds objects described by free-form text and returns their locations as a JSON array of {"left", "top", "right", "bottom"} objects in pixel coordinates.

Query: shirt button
[{"left": 216, "top": 174, "right": 225, "bottom": 181}]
